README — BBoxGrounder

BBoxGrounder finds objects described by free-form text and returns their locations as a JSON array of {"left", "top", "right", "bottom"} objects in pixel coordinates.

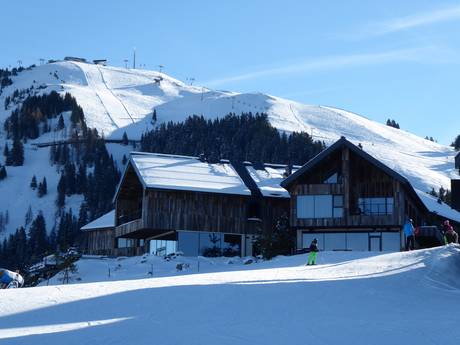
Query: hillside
[
  {"left": 0, "top": 60, "right": 458, "bottom": 239},
  {"left": 1, "top": 246, "right": 459, "bottom": 344}
]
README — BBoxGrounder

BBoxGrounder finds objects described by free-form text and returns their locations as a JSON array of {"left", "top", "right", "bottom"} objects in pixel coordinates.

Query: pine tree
[
  {"left": 122, "top": 131, "right": 129, "bottom": 145},
  {"left": 56, "top": 174, "right": 66, "bottom": 207},
  {"left": 76, "top": 164, "right": 87, "bottom": 194},
  {"left": 28, "top": 212, "right": 48, "bottom": 260},
  {"left": 78, "top": 203, "right": 89, "bottom": 228},
  {"left": 0, "top": 165, "right": 7, "bottom": 180},
  {"left": 122, "top": 154, "right": 127, "bottom": 165},
  {"left": 25, "top": 205, "right": 33, "bottom": 226},
  {"left": 152, "top": 109, "right": 157, "bottom": 124},
  {"left": 9, "top": 137, "right": 24, "bottom": 166},
  {"left": 3, "top": 142, "right": 9, "bottom": 159},
  {"left": 37, "top": 177, "right": 47, "bottom": 197},
  {"left": 30, "top": 175, "right": 37, "bottom": 189},
  {"left": 57, "top": 113, "right": 65, "bottom": 130}
]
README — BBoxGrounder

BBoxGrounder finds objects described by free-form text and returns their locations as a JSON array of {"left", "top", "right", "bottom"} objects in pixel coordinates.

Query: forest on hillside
[{"left": 0, "top": 96, "right": 325, "bottom": 271}]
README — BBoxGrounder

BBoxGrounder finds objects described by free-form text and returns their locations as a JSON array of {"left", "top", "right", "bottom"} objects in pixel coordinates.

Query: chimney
[{"left": 451, "top": 179, "right": 460, "bottom": 212}]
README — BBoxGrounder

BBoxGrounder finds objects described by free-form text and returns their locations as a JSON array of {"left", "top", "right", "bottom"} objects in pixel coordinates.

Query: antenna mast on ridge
[{"left": 133, "top": 48, "right": 136, "bottom": 69}]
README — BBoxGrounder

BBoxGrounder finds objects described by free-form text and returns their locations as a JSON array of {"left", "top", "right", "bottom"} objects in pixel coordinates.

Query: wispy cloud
[
  {"left": 203, "top": 47, "right": 433, "bottom": 87},
  {"left": 349, "top": 5, "right": 460, "bottom": 38}
]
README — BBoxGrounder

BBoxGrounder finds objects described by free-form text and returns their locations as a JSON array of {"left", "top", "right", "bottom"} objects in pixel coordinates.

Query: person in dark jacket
[{"left": 307, "top": 239, "right": 319, "bottom": 265}]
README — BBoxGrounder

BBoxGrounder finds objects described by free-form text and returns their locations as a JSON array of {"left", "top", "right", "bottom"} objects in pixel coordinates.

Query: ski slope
[
  {"left": 1, "top": 246, "right": 459, "bottom": 344},
  {"left": 0, "top": 60, "right": 459, "bottom": 239},
  {"left": 1, "top": 61, "right": 456, "bottom": 193}
]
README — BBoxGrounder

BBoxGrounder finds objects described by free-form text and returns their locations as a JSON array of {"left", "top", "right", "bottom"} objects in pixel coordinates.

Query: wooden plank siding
[
  {"left": 115, "top": 218, "right": 144, "bottom": 238},
  {"left": 287, "top": 145, "right": 422, "bottom": 230},
  {"left": 84, "top": 228, "right": 115, "bottom": 255},
  {"left": 114, "top": 186, "right": 289, "bottom": 240},
  {"left": 143, "top": 190, "right": 248, "bottom": 234},
  {"left": 141, "top": 189, "right": 289, "bottom": 236}
]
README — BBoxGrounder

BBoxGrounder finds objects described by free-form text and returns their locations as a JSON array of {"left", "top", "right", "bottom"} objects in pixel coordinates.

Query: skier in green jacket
[{"left": 307, "top": 239, "right": 319, "bottom": 265}]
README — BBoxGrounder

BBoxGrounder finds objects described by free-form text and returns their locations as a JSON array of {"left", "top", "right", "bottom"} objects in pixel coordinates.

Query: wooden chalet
[
  {"left": 81, "top": 210, "right": 117, "bottom": 256},
  {"left": 281, "top": 137, "right": 460, "bottom": 251},
  {"left": 82, "top": 152, "right": 292, "bottom": 257}
]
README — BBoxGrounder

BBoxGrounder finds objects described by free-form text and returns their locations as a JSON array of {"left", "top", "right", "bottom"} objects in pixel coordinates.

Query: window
[
  {"left": 358, "top": 197, "right": 394, "bottom": 215},
  {"left": 297, "top": 195, "right": 343, "bottom": 219},
  {"left": 323, "top": 172, "right": 338, "bottom": 184},
  {"left": 314, "top": 195, "right": 333, "bottom": 218},
  {"left": 117, "top": 238, "right": 135, "bottom": 248},
  {"left": 177, "top": 231, "right": 241, "bottom": 257},
  {"left": 333, "top": 195, "right": 343, "bottom": 218}
]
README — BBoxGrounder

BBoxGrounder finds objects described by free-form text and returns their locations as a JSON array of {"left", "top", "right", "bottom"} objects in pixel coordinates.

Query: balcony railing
[{"left": 115, "top": 218, "right": 143, "bottom": 238}]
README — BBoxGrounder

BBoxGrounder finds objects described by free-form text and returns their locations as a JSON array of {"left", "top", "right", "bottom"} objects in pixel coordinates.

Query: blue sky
[{"left": 2, "top": 0, "right": 460, "bottom": 144}]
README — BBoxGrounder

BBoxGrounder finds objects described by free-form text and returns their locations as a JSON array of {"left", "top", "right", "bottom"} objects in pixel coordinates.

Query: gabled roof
[
  {"left": 125, "top": 152, "right": 252, "bottom": 196},
  {"left": 81, "top": 210, "right": 115, "bottom": 231},
  {"left": 282, "top": 136, "right": 413, "bottom": 190},
  {"left": 113, "top": 152, "right": 295, "bottom": 200},
  {"left": 281, "top": 136, "right": 460, "bottom": 223}
]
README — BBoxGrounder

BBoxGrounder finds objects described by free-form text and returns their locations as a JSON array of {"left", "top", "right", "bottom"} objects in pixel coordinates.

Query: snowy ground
[{"left": 1, "top": 246, "right": 460, "bottom": 345}]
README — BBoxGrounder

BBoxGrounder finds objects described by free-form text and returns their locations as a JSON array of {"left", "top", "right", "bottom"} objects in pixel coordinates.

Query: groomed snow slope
[
  {"left": 1, "top": 246, "right": 459, "bottom": 344},
  {"left": 1, "top": 61, "right": 456, "bottom": 196}
]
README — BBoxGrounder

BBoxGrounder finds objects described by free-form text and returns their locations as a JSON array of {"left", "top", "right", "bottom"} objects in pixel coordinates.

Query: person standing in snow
[
  {"left": 306, "top": 239, "right": 319, "bottom": 265},
  {"left": 0, "top": 269, "right": 24, "bottom": 289},
  {"left": 404, "top": 219, "right": 415, "bottom": 251},
  {"left": 443, "top": 220, "right": 459, "bottom": 244}
]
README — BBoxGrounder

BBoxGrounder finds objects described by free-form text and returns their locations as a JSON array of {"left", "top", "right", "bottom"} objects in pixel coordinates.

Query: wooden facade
[
  {"left": 84, "top": 227, "right": 115, "bottom": 256},
  {"left": 283, "top": 138, "right": 427, "bottom": 231},
  {"left": 115, "top": 187, "right": 289, "bottom": 239},
  {"left": 281, "top": 137, "right": 433, "bottom": 251},
  {"left": 109, "top": 159, "right": 290, "bottom": 255}
]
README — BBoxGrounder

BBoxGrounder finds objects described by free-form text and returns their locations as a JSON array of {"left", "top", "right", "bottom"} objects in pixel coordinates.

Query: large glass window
[
  {"left": 314, "top": 195, "right": 333, "bottom": 218},
  {"left": 297, "top": 195, "right": 315, "bottom": 218},
  {"left": 358, "top": 197, "right": 394, "bottom": 215},
  {"left": 117, "top": 238, "right": 135, "bottom": 248},
  {"left": 297, "top": 195, "right": 343, "bottom": 219},
  {"left": 324, "top": 233, "right": 346, "bottom": 251},
  {"left": 150, "top": 239, "right": 177, "bottom": 256},
  {"left": 177, "top": 231, "right": 241, "bottom": 257}
]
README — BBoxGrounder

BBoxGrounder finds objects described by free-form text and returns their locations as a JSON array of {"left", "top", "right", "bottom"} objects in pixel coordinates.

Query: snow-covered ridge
[
  {"left": 0, "top": 60, "right": 458, "bottom": 239},
  {"left": 1, "top": 60, "right": 456, "bottom": 195}
]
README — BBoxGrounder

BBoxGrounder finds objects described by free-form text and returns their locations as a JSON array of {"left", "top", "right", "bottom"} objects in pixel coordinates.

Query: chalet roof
[
  {"left": 113, "top": 152, "right": 295, "bottom": 199},
  {"left": 416, "top": 190, "right": 460, "bottom": 223},
  {"left": 81, "top": 210, "right": 115, "bottom": 231},
  {"left": 245, "top": 163, "right": 298, "bottom": 198},
  {"left": 281, "top": 137, "right": 460, "bottom": 223},
  {"left": 129, "top": 152, "right": 252, "bottom": 196}
]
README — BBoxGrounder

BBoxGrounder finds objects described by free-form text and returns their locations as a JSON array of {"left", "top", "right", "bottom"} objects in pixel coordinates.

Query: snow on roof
[
  {"left": 81, "top": 210, "right": 115, "bottom": 231},
  {"left": 130, "top": 153, "right": 251, "bottom": 196},
  {"left": 416, "top": 190, "right": 460, "bottom": 223},
  {"left": 246, "top": 165, "right": 296, "bottom": 198}
]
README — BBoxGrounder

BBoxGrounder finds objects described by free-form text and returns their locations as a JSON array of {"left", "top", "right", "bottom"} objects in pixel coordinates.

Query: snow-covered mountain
[{"left": 0, "top": 60, "right": 458, "bottom": 238}]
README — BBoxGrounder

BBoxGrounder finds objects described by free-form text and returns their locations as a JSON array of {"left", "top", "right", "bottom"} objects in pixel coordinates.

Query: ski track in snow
[
  {"left": 0, "top": 61, "right": 459, "bottom": 239},
  {"left": 1, "top": 246, "right": 459, "bottom": 345}
]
